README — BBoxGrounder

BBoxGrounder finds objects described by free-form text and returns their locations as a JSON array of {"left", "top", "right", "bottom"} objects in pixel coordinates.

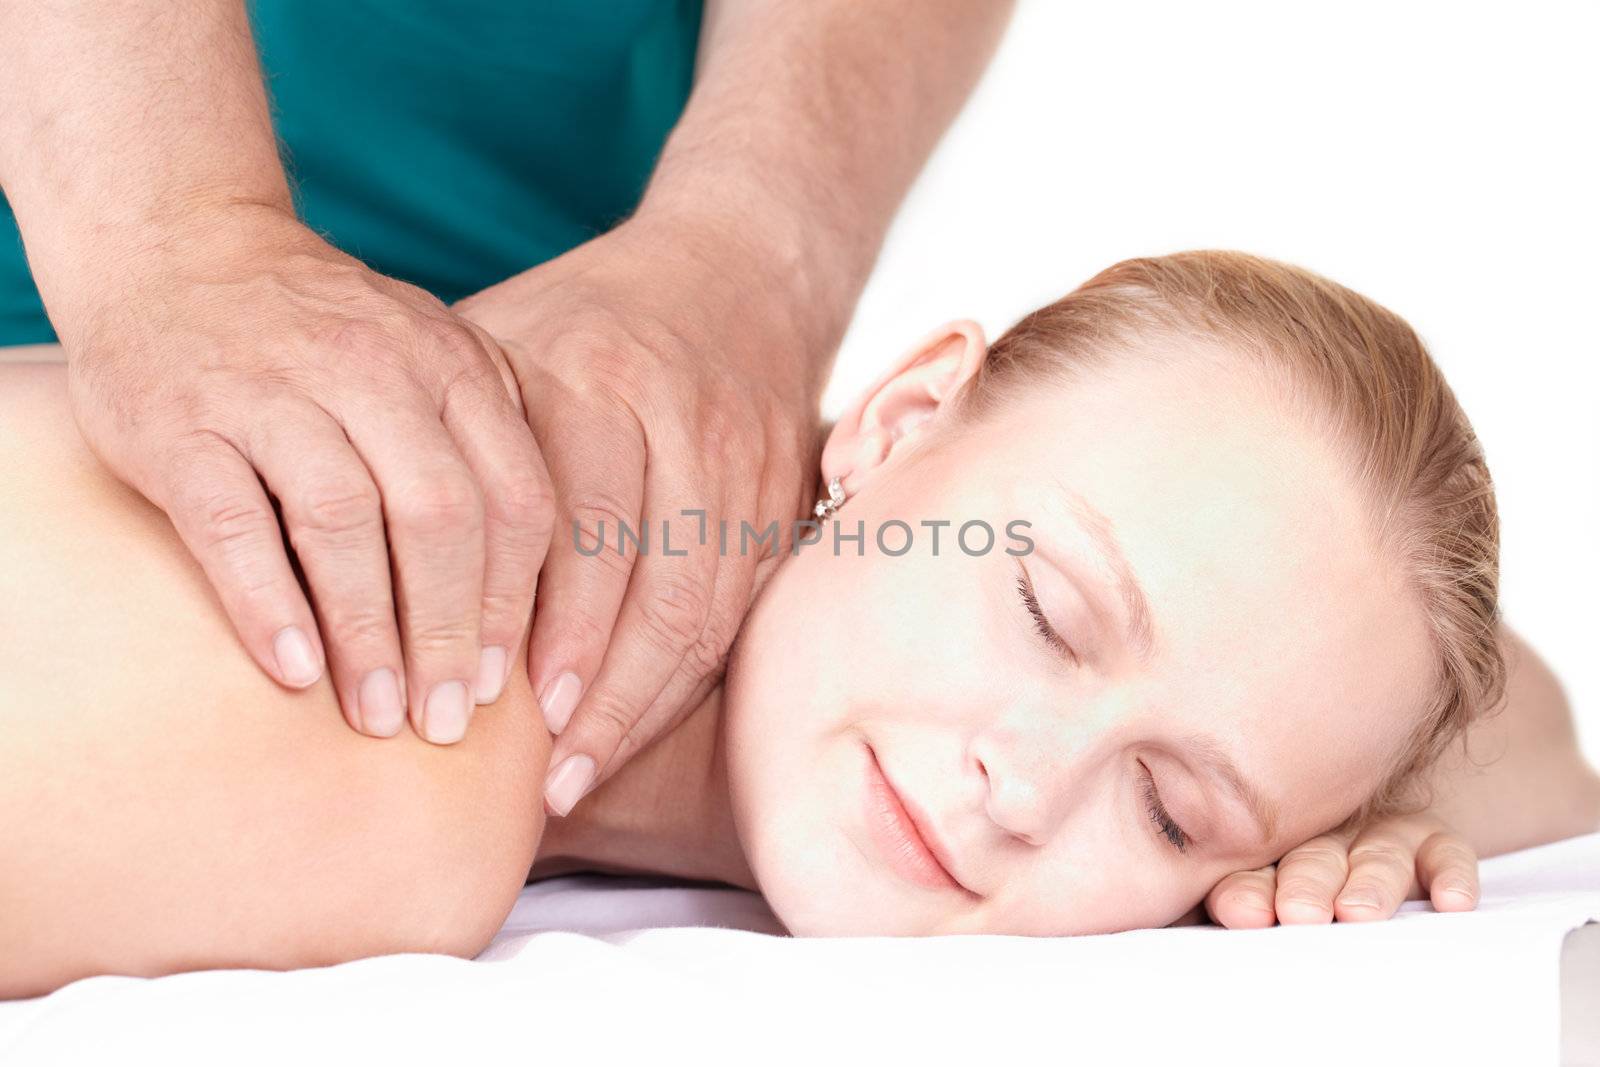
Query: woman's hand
[
  {"left": 1204, "top": 812, "right": 1480, "bottom": 928},
  {"left": 455, "top": 210, "right": 826, "bottom": 817},
  {"left": 66, "top": 205, "right": 554, "bottom": 745}
]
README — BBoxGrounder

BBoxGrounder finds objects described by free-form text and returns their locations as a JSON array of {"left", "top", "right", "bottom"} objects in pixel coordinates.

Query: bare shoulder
[{"left": 0, "top": 359, "right": 549, "bottom": 995}]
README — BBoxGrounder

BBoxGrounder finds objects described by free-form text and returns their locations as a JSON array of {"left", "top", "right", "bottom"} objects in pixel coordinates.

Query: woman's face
[{"left": 722, "top": 326, "right": 1436, "bottom": 936}]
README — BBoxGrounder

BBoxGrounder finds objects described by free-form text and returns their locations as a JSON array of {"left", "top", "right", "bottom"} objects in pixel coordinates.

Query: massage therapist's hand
[
  {"left": 456, "top": 211, "right": 822, "bottom": 816},
  {"left": 67, "top": 206, "right": 554, "bottom": 743},
  {"left": 1204, "top": 811, "right": 1479, "bottom": 928}
]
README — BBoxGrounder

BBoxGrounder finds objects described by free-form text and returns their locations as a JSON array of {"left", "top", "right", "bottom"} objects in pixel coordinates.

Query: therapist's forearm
[
  {"left": 1425, "top": 625, "right": 1600, "bottom": 857},
  {"left": 0, "top": 1, "right": 289, "bottom": 344},
  {"left": 638, "top": 0, "right": 1015, "bottom": 384}
]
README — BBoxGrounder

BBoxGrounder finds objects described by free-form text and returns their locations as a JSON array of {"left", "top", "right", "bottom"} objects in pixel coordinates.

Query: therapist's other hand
[
  {"left": 68, "top": 206, "right": 553, "bottom": 744},
  {"left": 1203, "top": 811, "right": 1479, "bottom": 928},
  {"left": 456, "top": 211, "right": 823, "bottom": 817}
]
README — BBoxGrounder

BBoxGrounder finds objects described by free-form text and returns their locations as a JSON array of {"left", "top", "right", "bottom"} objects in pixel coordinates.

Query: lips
[{"left": 862, "top": 742, "right": 972, "bottom": 894}]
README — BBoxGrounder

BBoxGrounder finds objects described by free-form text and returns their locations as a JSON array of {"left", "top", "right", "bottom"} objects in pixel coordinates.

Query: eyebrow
[
  {"left": 1052, "top": 481, "right": 1156, "bottom": 662},
  {"left": 1185, "top": 732, "right": 1280, "bottom": 846}
]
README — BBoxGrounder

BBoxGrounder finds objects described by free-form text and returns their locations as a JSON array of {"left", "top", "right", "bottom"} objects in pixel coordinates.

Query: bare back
[{"left": 0, "top": 358, "right": 547, "bottom": 997}]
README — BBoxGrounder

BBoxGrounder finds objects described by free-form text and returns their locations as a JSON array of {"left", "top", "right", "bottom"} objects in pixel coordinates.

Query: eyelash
[
  {"left": 1014, "top": 565, "right": 1185, "bottom": 853},
  {"left": 1139, "top": 763, "right": 1190, "bottom": 854},
  {"left": 1013, "top": 564, "right": 1075, "bottom": 660}
]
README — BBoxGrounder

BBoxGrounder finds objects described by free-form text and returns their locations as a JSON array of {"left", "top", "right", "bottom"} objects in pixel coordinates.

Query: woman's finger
[
  {"left": 1416, "top": 829, "right": 1480, "bottom": 912},
  {"left": 1204, "top": 865, "right": 1278, "bottom": 929},
  {"left": 1333, "top": 824, "right": 1419, "bottom": 922},
  {"left": 1273, "top": 829, "right": 1356, "bottom": 924}
]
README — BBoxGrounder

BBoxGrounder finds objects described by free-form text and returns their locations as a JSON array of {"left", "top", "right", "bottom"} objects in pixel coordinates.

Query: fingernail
[
  {"left": 1439, "top": 882, "right": 1476, "bottom": 906},
  {"left": 423, "top": 680, "right": 471, "bottom": 744},
  {"left": 544, "top": 754, "right": 595, "bottom": 817},
  {"left": 359, "top": 667, "right": 406, "bottom": 737},
  {"left": 474, "top": 646, "right": 508, "bottom": 705},
  {"left": 1238, "top": 891, "right": 1270, "bottom": 913},
  {"left": 273, "top": 626, "right": 322, "bottom": 688},
  {"left": 539, "top": 671, "right": 582, "bottom": 735},
  {"left": 1337, "top": 891, "right": 1380, "bottom": 910}
]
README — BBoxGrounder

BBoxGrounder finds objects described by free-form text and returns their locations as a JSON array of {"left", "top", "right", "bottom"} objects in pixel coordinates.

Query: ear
[{"left": 821, "top": 320, "right": 988, "bottom": 495}]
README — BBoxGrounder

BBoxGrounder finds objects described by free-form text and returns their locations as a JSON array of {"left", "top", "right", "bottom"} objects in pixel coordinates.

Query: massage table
[{"left": 1, "top": 831, "right": 1595, "bottom": 1065}]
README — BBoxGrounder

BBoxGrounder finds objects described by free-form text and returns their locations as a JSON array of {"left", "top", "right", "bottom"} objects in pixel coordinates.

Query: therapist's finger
[
  {"left": 243, "top": 400, "right": 404, "bottom": 738},
  {"left": 437, "top": 353, "right": 554, "bottom": 707},
  {"left": 342, "top": 400, "right": 486, "bottom": 745},
  {"left": 1204, "top": 865, "right": 1278, "bottom": 929},
  {"left": 1273, "top": 827, "right": 1357, "bottom": 924},
  {"left": 542, "top": 454, "right": 720, "bottom": 816},
  {"left": 523, "top": 401, "right": 647, "bottom": 738},
  {"left": 156, "top": 429, "right": 327, "bottom": 692},
  {"left": 1416, "top": 830, "right": 1479, "bottom": 913}
]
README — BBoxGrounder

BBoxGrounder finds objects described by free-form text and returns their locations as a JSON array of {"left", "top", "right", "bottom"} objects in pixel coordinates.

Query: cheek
[
  {"left": 722, "top": 551, "right": 995, "bottom": 935},
  {"left": 975, "top": 784, "right": 1224, "bottom": 937}
]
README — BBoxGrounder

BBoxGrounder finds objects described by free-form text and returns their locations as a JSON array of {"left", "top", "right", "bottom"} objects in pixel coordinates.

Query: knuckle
[
  {"left": 1420, "top": 833, "right": 1476, "bottom": 868},
  {"left": 680, "top": 625, "right": 733, "bottom": 681},
  {"left": 323, "top": 610, "right": 398, "bottom": 650},
  {"left": 1342, "top": 881, "right": 1394, "bottom": 907},
  {"left": 393, "top": 473, "right": 484, "bottom": 532},
  {"left": 190, "top": 491, "right": 271, "bottom": 556},
  {"left": 1281, "top": 842, "right": 1348, "bottom": 870},
  {"left": 609, "top": 725, "right": 644, "bottom": 768},
  {"left": 557, "top": 318, "right": 627, "bottom": 362},
  {"left": 566, "top": 495, "right": 637, "bottom": 558},
  {"left": 403, "top": 615, "right": 479, "bottom": 656},
  {"left": 577, "top": 690, "right": 640, "bottom": 744},
  {"left": 177, "top": 489, "right": 288, "bottom": 604},
  {"left": 1348, "top": 841, "right": 1412, "bottom": 871},
  {"left": 436, "top": 362, "right": 500, "bottom": 418},
  {"left": 700, "top": 396, "right": 753, "bottom": 451},
  {"left": 318, "top": 316, "right": 396, "bottom": 362},
  {"left": 479, "top": 586, "right": 531, "bottom": 631},
  {"left": 548, "top": 609, "right": 609, "bottom": 662},
  {"left": 418, "top": 315, "right": 475, "bottom": 354},
  {"left": 633, "top": 572, "right": 712, "bottom": 654},
  {"left": 488, "top": 469, "right": 554, "bottom": 530},
  {"left": 296, "top": 475, "right": 382, "bottom": 535}
]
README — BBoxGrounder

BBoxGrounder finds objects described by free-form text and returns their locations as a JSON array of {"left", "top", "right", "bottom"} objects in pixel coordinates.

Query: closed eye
[
  {"left": 1014, "top": 559, "right": 1075, "bottom": 663},
  {"left": 1139, "top": 761, "right": 1190, "bottom": 854}
]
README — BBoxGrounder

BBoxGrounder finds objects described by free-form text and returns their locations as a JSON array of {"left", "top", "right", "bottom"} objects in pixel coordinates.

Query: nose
[
  {"left": 966, "top": 742, "right": 1056, "bottom": 844},
  {"left": 971, "top": 747, "right": 1050, "bottom": 845},
  {"left": 968, "top": 703, "right": 1107, "bottom": 846}
]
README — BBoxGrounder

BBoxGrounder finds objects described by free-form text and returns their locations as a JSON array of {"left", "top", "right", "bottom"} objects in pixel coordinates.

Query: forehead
[{"left": 957, "top": 350, "right": 1436, "bottom": 838}]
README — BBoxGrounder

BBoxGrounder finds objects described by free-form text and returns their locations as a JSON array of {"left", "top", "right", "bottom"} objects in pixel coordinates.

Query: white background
[{"left": 827, "top": 0, "right": 1600, "bottom": 766}]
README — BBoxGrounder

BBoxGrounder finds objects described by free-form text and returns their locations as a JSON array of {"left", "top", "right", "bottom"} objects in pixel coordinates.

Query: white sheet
[{"left": 3, "top": 832, "right": 1596, "bottom": 1065}]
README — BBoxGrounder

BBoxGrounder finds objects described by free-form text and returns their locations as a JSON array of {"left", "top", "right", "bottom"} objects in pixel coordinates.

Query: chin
[
  {"left": 741, "top": 826, "right": 943, "bottom": 938},
  {"left": 763, "top": 880, "right": 913, "bottom": 938}
]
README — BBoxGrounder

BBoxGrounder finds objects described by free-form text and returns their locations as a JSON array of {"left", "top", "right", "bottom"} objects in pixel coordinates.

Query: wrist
[
  {"left": 42, "top": 200, "right": 311, "bottom": 350},
  {"left": 620, "top": 201, "right": 861, "bottom": 397}
]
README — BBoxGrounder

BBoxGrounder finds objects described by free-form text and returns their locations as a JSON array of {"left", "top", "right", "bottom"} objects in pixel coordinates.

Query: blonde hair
[{"left": 961, "top": 251, "right": 1504, "bottom": 824}]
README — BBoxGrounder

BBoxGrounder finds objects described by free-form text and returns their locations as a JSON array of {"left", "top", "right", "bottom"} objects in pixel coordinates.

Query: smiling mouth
[{"left": 862, "top": 742, "right": 973, "bottom": 895}]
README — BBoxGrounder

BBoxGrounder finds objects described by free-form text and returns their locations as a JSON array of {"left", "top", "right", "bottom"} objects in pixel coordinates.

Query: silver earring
[{"left": 813, "top": 476, "right": 846, "bottom": 520}]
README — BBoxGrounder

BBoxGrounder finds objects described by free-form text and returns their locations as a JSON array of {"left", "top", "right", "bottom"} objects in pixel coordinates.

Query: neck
[
  {"left": 530, "top": 683, "right": 757, "bottom": 890},
  {"left": 534, "top": 464, "right": 832, "bottom": 890}
]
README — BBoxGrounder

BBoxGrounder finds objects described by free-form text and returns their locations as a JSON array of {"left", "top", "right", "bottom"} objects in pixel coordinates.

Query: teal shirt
[{"left": 0, "top": 0, "right": 703, "bottom": 344}]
